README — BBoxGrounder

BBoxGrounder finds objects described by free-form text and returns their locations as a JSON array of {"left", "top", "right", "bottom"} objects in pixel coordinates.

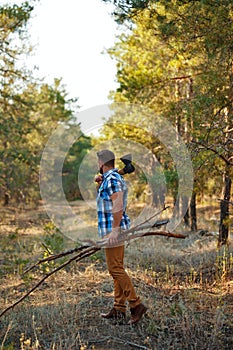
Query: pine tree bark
[
  {"left": 218, "top": 163, "right": 231, "bottom": 246},
  {"left": 190, "top": 190, "right": 197, "bottom": 231}
]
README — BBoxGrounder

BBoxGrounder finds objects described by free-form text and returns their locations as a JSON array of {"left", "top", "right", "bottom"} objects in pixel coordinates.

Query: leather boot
[
  {"left": 128, "top": 303, "right": 148, "bottom": 325},
  {"left": 101, "top": 307, "right": 126, "bottom": 320}
]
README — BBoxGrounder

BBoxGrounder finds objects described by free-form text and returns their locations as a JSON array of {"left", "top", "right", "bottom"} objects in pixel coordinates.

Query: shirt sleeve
[{"left": 106, "top": 176, "right": 123, "bottom": 197}]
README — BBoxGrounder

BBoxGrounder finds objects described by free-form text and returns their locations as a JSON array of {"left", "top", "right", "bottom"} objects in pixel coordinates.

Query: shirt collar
[{"left": 102, "top": 168, "right": 118, "bottom": 179}]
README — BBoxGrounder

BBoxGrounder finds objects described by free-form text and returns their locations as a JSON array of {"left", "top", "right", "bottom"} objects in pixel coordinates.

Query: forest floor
[{"left": 0, "top": 201, "right": 232, "bottom": 350}]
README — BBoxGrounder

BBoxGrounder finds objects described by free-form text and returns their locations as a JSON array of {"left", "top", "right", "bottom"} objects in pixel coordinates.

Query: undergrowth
[{"left": 0, "top": 206, "right": 232, "bottom": 350}]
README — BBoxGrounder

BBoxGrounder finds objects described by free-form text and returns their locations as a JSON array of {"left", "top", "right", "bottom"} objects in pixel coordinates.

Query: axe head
[{"left": 120, "top": 154, "right": 135, "bottom": 174}]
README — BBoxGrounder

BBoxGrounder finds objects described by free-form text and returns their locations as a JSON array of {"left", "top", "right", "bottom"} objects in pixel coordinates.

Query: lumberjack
[{"left": 95, "top": 149, "right": 148, "bottom": 325}]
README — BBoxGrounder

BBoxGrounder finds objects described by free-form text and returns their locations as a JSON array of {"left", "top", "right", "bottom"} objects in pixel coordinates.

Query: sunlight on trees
[{"left": 102, "top": 0, "right": 233, "bottom": 244}]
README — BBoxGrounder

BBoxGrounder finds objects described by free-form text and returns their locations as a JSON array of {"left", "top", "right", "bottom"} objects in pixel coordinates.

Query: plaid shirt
[{"left": 97, "top": 168, "right": 130, "bottom": 238}]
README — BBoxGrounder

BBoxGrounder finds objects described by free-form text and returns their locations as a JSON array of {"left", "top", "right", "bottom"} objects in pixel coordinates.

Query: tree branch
[
  {"left": 23, "top": 244, "right": 91, "bottom": 274},
  {"left": 191, "top": 140, "right": 233, "bottom": 166},
  {"left": 0, "top": 211, "right": 185, "bottom": 319},
  {"left": 0, "top": 246, "right": 100, "bottom": 318}
]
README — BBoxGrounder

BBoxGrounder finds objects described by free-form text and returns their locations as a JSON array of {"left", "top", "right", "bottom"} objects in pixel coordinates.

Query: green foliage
[
  {"left": 0, "top": 78, "right": 76, "bottom": 204},
  {"left": 0, "top": 344, "right": 14, "bottom": 350},
  {"left": 43, "top": 222, "right": 65, "bottom": 254},
  {"left": 170, "top": 300, "right": 186, "bottom": 317},
  {"left": 40, "top": 222, "right": 67, "bottom": 273},
  {"left": 0, "top": 2, "right": 89, "bottom": 205},
  {"left": 0, "top": 229, "right": 33, "bottom": 276},
  {"left": 89, "top": 250, "right": 104, "bottom": 262},
  {"left": 63, "top": 134, "right": 92, "bottom": 201},
  {"left": 0, "top": 1, "right": 34, "bottom": 33},
  {"left": 102, "top": 0, "right": 149, "bottom": 23},
  {"left": 103, "top": 0, "right": 233, "bottom": 239},
  {"left": 164, "top": 169, "right": 178, "bottom": 200}
]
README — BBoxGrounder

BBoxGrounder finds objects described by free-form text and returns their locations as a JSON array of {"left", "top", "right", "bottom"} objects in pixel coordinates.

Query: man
[{"left": 95, "top": 149, "right": 147, "bottom": 325}]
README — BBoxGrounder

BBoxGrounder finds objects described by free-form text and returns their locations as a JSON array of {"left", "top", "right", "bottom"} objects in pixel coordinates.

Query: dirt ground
[{"left": 0, "top": 203, "right": 232, "bottom": 350}]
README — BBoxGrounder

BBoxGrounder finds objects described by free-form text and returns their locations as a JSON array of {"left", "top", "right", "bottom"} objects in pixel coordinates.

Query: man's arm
[{"left": 108, "top": 191, "right": 123, "bottom": 245}]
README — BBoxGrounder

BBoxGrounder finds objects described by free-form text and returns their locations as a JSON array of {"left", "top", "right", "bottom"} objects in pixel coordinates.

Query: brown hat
[{"left": 97, "top": 149, "right": 115, "bottom": 164}]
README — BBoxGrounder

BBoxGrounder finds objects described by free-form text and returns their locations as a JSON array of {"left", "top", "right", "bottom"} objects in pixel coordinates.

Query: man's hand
[
  {"left": 94, "top": 174, "right": 103, "bottom": 188},
  {"left": 107, "top": 228, "right": 120, "bottom": 246}
]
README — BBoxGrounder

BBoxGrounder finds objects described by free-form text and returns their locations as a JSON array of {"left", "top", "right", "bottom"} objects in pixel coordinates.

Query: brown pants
[{"left": 105, "top": 245, "right": 140, "bottom": 312}]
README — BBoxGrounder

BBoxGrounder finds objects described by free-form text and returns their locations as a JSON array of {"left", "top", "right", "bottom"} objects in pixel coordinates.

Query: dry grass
[{"left": 0, "top": 204, "right": 232, "bottom": 350}]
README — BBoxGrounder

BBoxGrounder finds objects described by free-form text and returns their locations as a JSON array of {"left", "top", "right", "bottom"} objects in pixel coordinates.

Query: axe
[
  {"left": 118, "top": 153, "right": 135, "bottom": 175},
  {"left": 95, "top": 153, "right": 135, "bottom": 184}
]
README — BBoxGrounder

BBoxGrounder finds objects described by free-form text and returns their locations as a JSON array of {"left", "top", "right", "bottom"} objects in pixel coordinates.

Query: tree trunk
[
  {"left": 183, "top": 209, "right": 190, "bottom": 227},
  {"left": 190, "top": 190, "right": 197, "bottom": 231},
  {"left": 175, "top": 80, "right": 181, "bottom": 139},
  {"left": 182, "top": 196, "right": 190, "bottom": 227},
  {"left": 4, "top": 192, "right": 10, "bottom": 206},
  {"left": 218, "top": 164, "right": 231, "bottom": 246}
]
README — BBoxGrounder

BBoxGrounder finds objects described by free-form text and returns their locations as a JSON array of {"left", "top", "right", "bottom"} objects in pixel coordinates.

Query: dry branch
[
  {"left": 126, "top": 206, "right": 170, "bottom": 233},
  {"left": 0, "top": 207, "right": 186, "bottom": 319},
  {"left": 85, "top": 230, "right": 186, "bottom": 248},
  {"left": 218, "top": 198, "right": 233, "bottom": 206},
  {"left": 0, "top": 246, "right": 100, "bottom": 318},
  {"left": 23, "top": 244, "right": 90, "bottom": 274}
]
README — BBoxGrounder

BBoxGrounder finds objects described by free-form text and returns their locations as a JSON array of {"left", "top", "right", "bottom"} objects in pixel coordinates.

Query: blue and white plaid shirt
[{"left": 97, "top": 168, "right": 130, "bottom": 238}]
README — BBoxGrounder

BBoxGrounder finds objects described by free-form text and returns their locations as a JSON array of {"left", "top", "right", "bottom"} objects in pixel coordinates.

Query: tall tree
[
  {"left": 0, "top": 3, "right": 85, "bottom": 205},
  {"left": 153, "top": 0, "right": 233, "bottom": 244},
  {"left": 102, "top": 0, "right": 233, "bottom": 243},
  {"left": 0, "top": 1, "right": 35, "bottom": 204}
]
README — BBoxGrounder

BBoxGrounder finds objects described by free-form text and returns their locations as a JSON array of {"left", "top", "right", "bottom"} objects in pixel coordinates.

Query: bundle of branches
[{"left": 0, "top": 207, "right": 186, "bottom": 318}]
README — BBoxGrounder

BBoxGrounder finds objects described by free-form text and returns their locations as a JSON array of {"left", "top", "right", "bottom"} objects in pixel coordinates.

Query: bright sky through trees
[{"left": 1, "top": 0, "right": 119, "bottom": 110}]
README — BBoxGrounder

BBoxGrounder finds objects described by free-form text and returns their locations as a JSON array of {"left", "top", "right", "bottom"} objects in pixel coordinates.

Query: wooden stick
[
  {"left": 23, "top": 244, "right": 90, "bottom": 274},
  {"left": 85, "top": 230, "right": 186, "bottom": 247},
  {"left": 0, "top": 246, "right": 99, "bottom": 318},
  {"left": 24, "top": 214, "right": 170, "bottom": 271},
  {"left": 133, "top": 230, "right": 186, "bottom": 239},
  {"left": 126, "top": 206, "right": 170, "bottom": 233},
  {"left": 0, "top": 220, "right": 185, "bottom": 318}
]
